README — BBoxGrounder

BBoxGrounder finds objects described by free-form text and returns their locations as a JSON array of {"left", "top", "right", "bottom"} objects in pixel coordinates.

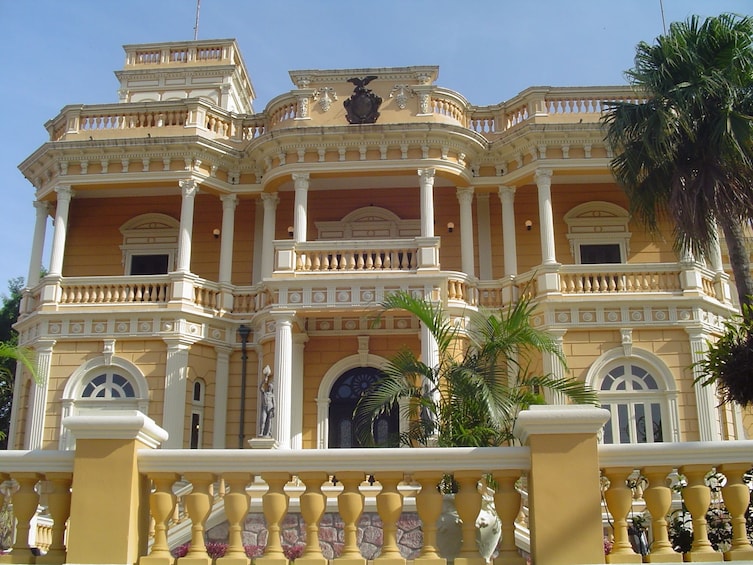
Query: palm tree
[
  {"left": 602, "top": 13, "right": 753, "bottom": 314},
  {"left": 354, "top": 291, "right": 597, "bottom": 447},
  {"left": 0, "top": 342, "right": 37, "bottom": 443}
]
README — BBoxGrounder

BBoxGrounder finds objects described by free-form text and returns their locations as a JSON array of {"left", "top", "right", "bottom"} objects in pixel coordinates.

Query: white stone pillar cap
[
  {"left": 514, "top": 405, "right": 609, "bottom": 445},
  {"left": 63, "top": 410, "right": 168, "bottom": 449}
]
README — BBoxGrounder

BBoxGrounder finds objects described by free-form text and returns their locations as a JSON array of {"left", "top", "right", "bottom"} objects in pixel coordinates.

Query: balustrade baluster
[
  {"left": 40, "top": 473, "right": 73, "bottom": 565},
  {"left": 641, "top": 467, "right": 681, "bottom": 562},
  {"left": 257, "top": 472, "right": 290, "bottom": 565},
  {"left": 493, "top": 471, "right": 525, "bottom": 565},
  {"left": 178, "top": 472, "right": 217, "bottom": 565},
  {"left": 297, "top": 472, "right": 328, "bottom": 565},
  {"left": 413, "top": 472, "right": 445, "bottom": 565},
  {"left": 357, "top": 252, "right": 365, "bottom": 270},
  {"left": 602, "top": 467, "right": 642, "bottom": 563},
  {"left": 718, "top": 463, "right": 753, "bottom": 561},
  {"left": 141, "top": 473, "right": 179, "bottom": 565},
  {"left": 334, "top": 471, "right": 366, "bottom": 565},
  {"left": 679, "top": 465, "right": 718, "bottom": 560},
  {"left": 6, "top": 473, "right": 42, "bottom": 562},
  {"left": 453, "top": 471, "right": 485, "bottom": 565},
  {"left": 217, "top": 473, "right": 252, "bottom": 565},
  {"left": 374, "top": 472, "right": 406, "bottom": 565}
]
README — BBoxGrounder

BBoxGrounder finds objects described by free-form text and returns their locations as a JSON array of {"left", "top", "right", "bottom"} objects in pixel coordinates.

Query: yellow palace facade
[{"left": 3, "top": 38, "right": 752, "bottom": 565}]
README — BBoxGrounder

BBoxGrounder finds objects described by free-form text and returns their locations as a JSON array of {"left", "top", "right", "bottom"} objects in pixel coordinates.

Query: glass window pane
[
  {"left": 617, "top": 404, "right": 630, "bottom": 443},
  {"left": 635, "top": 404, "right": 646, "bottom": 443}
]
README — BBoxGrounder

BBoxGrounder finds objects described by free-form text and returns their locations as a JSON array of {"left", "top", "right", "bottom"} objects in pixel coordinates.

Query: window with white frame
[
  {"left": 60, "top": 357, "right": 149, "bottom": 450},
  {"left": 120, "top": 213, "right": 179, "bottom": 275},
  {"left": 595, "top": 357, "right": 677, "bottom": 444},
  {"left": 565, "top": 202, "right": 631, "bottom": 264}
]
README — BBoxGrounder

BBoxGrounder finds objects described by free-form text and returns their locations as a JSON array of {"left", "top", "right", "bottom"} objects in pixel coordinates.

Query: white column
[
  {"left": 708, "top": 231, "right": 724, "bottom": 273},
  {"left": 272, "top": 311, "right": 295, "bottom": 449},
  {"left": 418, "top": 168, "right": 436, "bottom": 238},
  {"left": 176, "top": 179, "right": 199, "bottom": 273},
  {"left": 162, "top": 339, "right": 191, "bottom": 448},
  {"left": 535, "top": 168, "right": 557, "bottom": 265},
  {"left": 541, "top": 329, "right": 567, "bottom": 405},
  {"left": 292, "top": 173, "right": 309, "bottom": 243},
  {"left": 218, "top": 194, "right": 237, "bottom": 284},
  {"left": 212, "top": 346, "right": 231, "bottom": 448},
  {"left": 260, "top": 193, "right": 279, "bottom": 279},
  {"left": 456, "top": 188, "right": 475, "bottom": 277},
  {"left": 252, "top": 199, "right": 264, "bottom": 284},
  {"left": 27, "top": 201, "right": 50, "bottom": 287},
  {"left": 687, "top": 327, "right": 722, "bottom": 441},
  {"left": 48, "top": 186, "right": 73, "bottom": 277},
  {"left": 24, "top": 340, "right": 55, "bottom": 449},
  {"left": 498, "top": 186, "right": 518, "bottom": 276},
  {"left": 476, "top": 193, "right": 492, "bottom": 280},
  {"left": 420, "top": 323, "right": 439, "bottom": 373},
  {"left": 291, "top": 334, "right": 307, "bottom": 450}
]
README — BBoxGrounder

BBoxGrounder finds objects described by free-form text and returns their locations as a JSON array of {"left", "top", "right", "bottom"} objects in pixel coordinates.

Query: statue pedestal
[{"left": 249, "top": 437, "right": 278, "bottom": 449}]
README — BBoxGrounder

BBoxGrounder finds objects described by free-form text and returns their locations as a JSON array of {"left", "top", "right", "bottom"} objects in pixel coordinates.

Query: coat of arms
[{"left": 344, "top": 76, "right": 382, "bottom": 124}]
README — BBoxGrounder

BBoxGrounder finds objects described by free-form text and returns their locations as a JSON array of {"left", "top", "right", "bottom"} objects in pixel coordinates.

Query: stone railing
[
  {"left": 274, "top": 238, "right": 440, "bottom": 274},
  {"left": 559, "top": 264, "right": 683, "bottom": 294},
  {"left": 46, "top": 86, "right": 639, "bottom": 144},
  {"left": 57, "top": 276, "right": 172, "bottom": 304},
  {"left": 599, "top": 441, "right": 753, "bottom": 563},
  {"left": 46, "top": 100, "right": 247, "bottom": 142},
  {"left": 3, "top": 408, "right": 752, "bottom": 565}
]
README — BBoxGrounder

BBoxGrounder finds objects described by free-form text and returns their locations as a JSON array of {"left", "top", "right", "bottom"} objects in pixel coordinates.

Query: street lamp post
[{"left": 237, "top": 324, "right": 251, "bottom": 448}]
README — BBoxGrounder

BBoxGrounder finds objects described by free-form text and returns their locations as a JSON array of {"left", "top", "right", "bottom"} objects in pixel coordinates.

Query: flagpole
[{"left": 193, "top": 0, "right": 201, "bottom": 40}]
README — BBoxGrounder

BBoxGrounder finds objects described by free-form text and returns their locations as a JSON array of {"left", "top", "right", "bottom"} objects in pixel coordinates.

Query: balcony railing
[
  {"left": 45, "top": 86, "right": 640, "bottom": 145},
  {"left": 18, "top": 261, "right": 733, "bottom": 324},
  {"left": 1, "top": 408, "right": 751, "bottom": 565}
]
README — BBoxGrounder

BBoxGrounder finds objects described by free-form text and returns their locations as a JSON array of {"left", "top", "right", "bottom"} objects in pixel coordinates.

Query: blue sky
[{"left": 0, "top": 0, "right": 750, "bottom": 292}]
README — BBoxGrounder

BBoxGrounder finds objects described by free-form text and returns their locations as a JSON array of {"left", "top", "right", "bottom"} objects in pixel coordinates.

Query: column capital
[
  {"left": 55, "top": 184, "right": 74, "bottom": 201},
  {"left": 220, "top": 193, "right": 238, "bottom": 209},
  {"left": 261, "top": 191, "right": 280, "bottom": 205},
  {"left": 685, "top": 325, "right": 708, "bottom": 341},
  {"left": 418, "top": 167, "right": 436, "bottom": 183},
  {"left": 33, "top": 200, "right": 52, "bottom": 214},
  {"left": 534, "top": 168, "right": 553, "bottom": 184},
  {"left": 162, "top": 337, "right": 194, "bottom": 351},
  {"left": 179, "top": 178, "right": 199, "bottom": 198},
  {"left": 292, "top": 172, "right": 310, "bottom": 188},
  {"left": 34, "top": 339, "right": 57, "bottom": 353},
  {"left": 498, "top": 185, "right": 516, "bottom": 199},
  {"left": 270, "top": 310, "right": 297, "bottom": 325},
  {"left": 456, "top": 187, "right": 474, "bottom": 204}
]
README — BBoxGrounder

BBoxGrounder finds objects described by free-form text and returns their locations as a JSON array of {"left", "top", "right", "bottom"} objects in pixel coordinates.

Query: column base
[
  {"left": 249, "top": 437, "right": 278, "bottom": 449},
  {"left": 606, "top": 552, "right": 642, "bottom": 563},
  {"left": 414, "top": 557, "right": 446, "bottom": 565},
  {"left": 373, "top": 557, "right": 406, "bottom": 565},
  {"left": 683, "top": 550, "right": 724, "bottom": 562},
  {"left": 454, "top": 557, "right": 487, "bottom": 565},
  {"left": 645, "top": 551, "right": 683, "bottom": 563},
  {"left": 0, "top": 551, "right": 38, "bottom": 564},
  {"left": 217, "top": 556, "right": 251, "bottom": 565},
  {"left": 177, "top": 556, "right": 213, "bottom": 565},
  {"left": 295, "top": 557, "right": 328, "bottom": 565},
  {"left": 493, "top": 550, "right": 526, "bottom": 565},
  {"left": 140, "top": 555, "right": 176, "bottom": 565},
  {"left": 255, "top": 557, "right": 289, "bottom": 565},
  {"left": 724, "top": 547, "right": 753, "bottom": 561},
  {"left": 333, "top": 556, "right": 366, "bottom": 565}
]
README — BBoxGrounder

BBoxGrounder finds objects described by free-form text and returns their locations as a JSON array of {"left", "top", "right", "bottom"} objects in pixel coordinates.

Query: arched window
[
  {"left": 328, "top": 367, "right": 398, "bottom": 448},
  {"left": 564, "top": 202, "right": 631, "bottom": 264},
  {"left": 588, "top": 349, "right": 679, "bottom": 444},
  {"left": 120, "top": 213, "right": 179, "bottom": 275},
  {"left": 61, "top": 356, "right": 149, "bottom": 449}
]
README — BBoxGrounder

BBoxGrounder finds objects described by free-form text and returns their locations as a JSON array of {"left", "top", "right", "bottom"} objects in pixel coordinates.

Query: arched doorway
[{"left": 328, "top": 366, "right": 399, "bottom": 448}]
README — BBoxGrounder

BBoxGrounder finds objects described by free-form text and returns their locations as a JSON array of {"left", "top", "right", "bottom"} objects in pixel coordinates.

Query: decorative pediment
[{"left": 316, "top": 206, "right": 420, "bottom": 240}]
